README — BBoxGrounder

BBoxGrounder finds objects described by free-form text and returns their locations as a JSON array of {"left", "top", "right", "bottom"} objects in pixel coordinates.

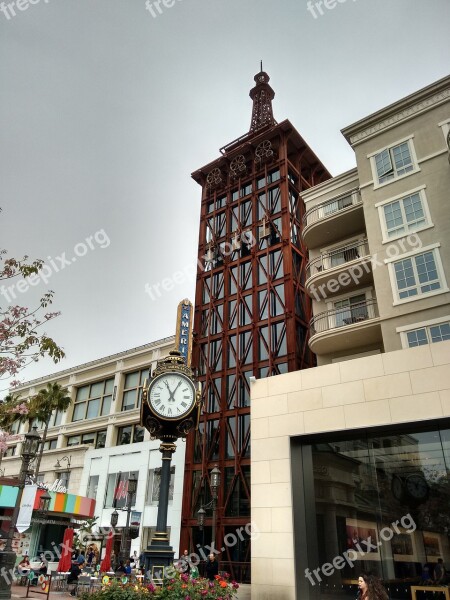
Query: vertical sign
[
  {"left": 17, "top": 484, "right": 37, "bottom": 533},
  {"left": 175, "top": 299, "right": 193, "bottom": 366}
]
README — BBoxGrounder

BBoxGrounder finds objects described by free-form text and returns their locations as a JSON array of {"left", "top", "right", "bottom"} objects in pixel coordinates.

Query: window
[
  {"left": 399, "top": 320, "right": 450, "bottom": 348},
  {"left": 104, "top": 471, "right": 139, "bottom": 508},
  {"left": 377, "top": 188, "right": 431, "bottom": 240},
  {"left": 334, "top": 294, "right": 368, "bottom": 327},
  {"left": 122, "top": 369, "right": 149, "bottom": 411},
  {"left": 86, "top": 475, "right": 99, "bottom": 500},
  {"left": 43, "top": 439, "right": 57, "bottom": 451},
  {"left": 58, "top": 471, "right": 70, "bottom": 489},
  {"left": 4, "top": 446, "right": 16, "bottom": 457},
  {"left": 391, "top": 248, "right": 446, "bottom": 302},
  {"left": 117, "top": 424, "right": 145, "bottom": 446},
  {"left": 146, "top": 467, "right": 175, "bottom": 504},
  {"left": 67, "top": 430, "right": 106, "bottom": 448},
  {"left": 72, "top": 378, "right": 113, "bottom": 422},
  {"left": 373, "top": 139, "right": 415, "bottom": 184}
]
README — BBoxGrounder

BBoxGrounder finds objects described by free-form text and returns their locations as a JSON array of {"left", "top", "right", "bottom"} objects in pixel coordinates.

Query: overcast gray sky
[{"left": 1, "top": 0, "right": 449, "bottom": 388}]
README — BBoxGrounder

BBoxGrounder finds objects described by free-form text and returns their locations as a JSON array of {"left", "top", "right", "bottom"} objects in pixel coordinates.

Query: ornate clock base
[{"left": 142, "top": 541, "right": 175, "bottom": 586}]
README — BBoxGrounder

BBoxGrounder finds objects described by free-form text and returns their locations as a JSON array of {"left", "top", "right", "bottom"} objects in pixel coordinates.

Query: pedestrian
[
  {"left": 434, "top": 558, "right": 446, "bottom": 584},
  {"left": 67, "top": 560, "right": 83, "bottom": 597},
  {"left": 357, "top": 573, "right": 388, "bottom": 600},
  {"left": 205, "top": 553, "right": 219, "bottom": 581},
  {"left": 77, "top": 551, "right": 86, "bottom": 565}
]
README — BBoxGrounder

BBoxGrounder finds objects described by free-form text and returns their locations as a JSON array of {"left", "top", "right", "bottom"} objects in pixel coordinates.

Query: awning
[{"left": 0, "top": 485, "right": 95, "bottom": 518}]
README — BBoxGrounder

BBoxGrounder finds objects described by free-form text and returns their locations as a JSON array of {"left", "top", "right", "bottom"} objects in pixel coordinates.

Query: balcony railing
[
  {"left": 302, "top": 189, "right": 362, "bottom": 229},
  {"left": 310, "top": 298, "right": 378, "bottom": 336},
  {"left": 306, "top": 238, "right": 369, "bottom": 280}
]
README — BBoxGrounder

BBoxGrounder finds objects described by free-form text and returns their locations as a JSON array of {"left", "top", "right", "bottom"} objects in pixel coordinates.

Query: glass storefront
[{"left": 292, "top": 422, "right": 450, "bottom": 599}]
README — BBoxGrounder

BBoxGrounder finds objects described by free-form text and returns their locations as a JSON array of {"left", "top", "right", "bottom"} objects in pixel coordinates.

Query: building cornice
[
  {"left": 301, "top": 168, "right": 359, "bottom": 203},
  {"left": 14, "top": 335, "right": 175, "bottom": 391},
  {"left": 342, "top": 75, "right": 450, "bottom": 147}
]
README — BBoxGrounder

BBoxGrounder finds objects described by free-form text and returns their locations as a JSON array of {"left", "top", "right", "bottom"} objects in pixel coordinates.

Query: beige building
[
  {"left": 302, "top": 75, "right": 450, "bottom": 365},
  {"left": 251, "top": 76, "right": 450, "bottom": 600},
  {"left": 1, "top": 335, "right": 188, "bottom": 562}
]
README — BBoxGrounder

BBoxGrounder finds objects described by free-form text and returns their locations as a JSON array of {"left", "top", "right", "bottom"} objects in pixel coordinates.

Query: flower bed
[{"left": 80, "top": 573, "right": 239, "bottom": 600}]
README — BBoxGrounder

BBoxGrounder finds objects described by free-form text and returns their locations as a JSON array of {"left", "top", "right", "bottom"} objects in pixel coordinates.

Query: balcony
[
  {"left": 302, "top": 189, "right": 364, "bottom": 248},
  {"left": 305, "top": 239, "right": 373, "bottom": 297},
  {"left": 309, "top": 298, "right": 382, "bottom": 356}
]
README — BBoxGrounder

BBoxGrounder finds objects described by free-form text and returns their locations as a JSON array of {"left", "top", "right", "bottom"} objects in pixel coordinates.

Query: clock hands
[{"left": 164, "top": 379, "right": 182, "bottom": 403}]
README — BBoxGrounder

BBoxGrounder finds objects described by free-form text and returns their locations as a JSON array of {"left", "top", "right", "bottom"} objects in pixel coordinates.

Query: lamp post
[
  {"left": 118, "top": 475, "right": 137, "bottom": 565},
  {"left": 197, "top": 466, "right": 221, "bottom": 550},
  {"left": 0, "top": 427, "right": 41, "bottom": 600},
  {"left": 54, "top": 455, "right": 71, "bottom": 470}
]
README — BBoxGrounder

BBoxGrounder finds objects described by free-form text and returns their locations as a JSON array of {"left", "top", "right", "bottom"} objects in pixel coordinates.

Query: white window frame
[
  {"left": 375, "top": 185, "right": 433, "bottom": 243},
  {"left": 397, "top": 315, "right": 450, "bottom": 349},
  {"left": 385, "top": 243, "right": 449, "bottom": 306},
  {"left": 369, "top": 136, "right": 419, "bottom": 189}
]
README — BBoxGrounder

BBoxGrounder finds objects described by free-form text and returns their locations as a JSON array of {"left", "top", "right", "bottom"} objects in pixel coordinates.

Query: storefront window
[{"left": 293, "top": 424, "right": 450, "bottom": 599}]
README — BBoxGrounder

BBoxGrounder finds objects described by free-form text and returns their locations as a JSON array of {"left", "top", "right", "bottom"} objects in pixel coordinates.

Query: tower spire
[{"left": 249, "top": 68, "right": 276, "bottom": 133}]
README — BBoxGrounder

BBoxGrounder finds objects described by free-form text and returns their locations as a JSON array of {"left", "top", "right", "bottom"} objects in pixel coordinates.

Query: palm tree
[{"left": 31, "top": 382, "right": 71, "bottom": 476}]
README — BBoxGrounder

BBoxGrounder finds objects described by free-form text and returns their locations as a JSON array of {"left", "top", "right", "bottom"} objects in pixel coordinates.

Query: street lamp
[
  {"left": 196, "top": 466, "right": 221, "bottom": 550},
  {"left": 38, "top": 490, "right": 52, "bottom": 515},
  {"left": 54, "top": 455, "right": 72, "bottom": 470},
  {"left": 0, "top": 427, "right": 41, "bottom": 600},
  {"left": 118, "top": 474, "right": 138, "bottom": 565},
  {"left": 110, "top": 510, "right": 119, "bottom": 528}
]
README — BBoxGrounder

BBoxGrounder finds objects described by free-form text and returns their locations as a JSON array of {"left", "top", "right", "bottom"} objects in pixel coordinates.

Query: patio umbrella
[
  {"left": 100, "top": 531, "right": 113, "bottom": 573},
  {"left": 57, "top": 527, "right": 74, "bottom": 572}
]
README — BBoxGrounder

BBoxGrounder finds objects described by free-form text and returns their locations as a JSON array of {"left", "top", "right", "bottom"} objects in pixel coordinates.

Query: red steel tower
[{"left": 180, "top": 70, "right": 330, "bottom": 581}]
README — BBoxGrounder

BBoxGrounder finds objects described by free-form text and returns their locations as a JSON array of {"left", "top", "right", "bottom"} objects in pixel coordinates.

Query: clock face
[
  {"left": 405, "top": 474, "right": 428, "bottom": 499},
  {"left": 149, "top": 373, "right": 196, "bottom": 420}
]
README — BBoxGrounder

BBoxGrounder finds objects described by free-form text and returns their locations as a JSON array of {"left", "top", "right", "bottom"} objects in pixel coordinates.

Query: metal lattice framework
[{"left": 180, "top": 72, "right": 331, "bottom": 583}]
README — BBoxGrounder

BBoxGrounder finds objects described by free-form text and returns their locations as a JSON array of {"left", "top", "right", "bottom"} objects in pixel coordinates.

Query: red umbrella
[
  {"left": 100, "top": 531, "right": 114, "bottom": 573},
  {"left": 57, "top": 528, "right": 74, "bottom": 572}
]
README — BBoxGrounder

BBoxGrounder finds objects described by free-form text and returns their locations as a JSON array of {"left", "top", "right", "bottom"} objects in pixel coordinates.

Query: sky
[{"left": 1, "top": 0, "right": 449, "bottom": 390}]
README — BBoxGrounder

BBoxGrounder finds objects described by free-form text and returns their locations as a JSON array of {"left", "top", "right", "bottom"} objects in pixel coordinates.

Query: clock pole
[
  {"left": 140, "top": 348, "right": 201, "bottom": 585},
  {"left": 151, "top": 442, "right": 176, "bottom": 546}
]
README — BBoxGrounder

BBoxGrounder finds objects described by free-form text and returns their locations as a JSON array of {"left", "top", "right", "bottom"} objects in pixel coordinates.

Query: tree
[
  {"left": 1, "top": 219, "right": 65, "bottom": 389},
  {"left": 30, "top": 382, "right": 72, "bottom": 475},
  {"left": 0, "top": 392, "right": 28, "bottom": 469}
]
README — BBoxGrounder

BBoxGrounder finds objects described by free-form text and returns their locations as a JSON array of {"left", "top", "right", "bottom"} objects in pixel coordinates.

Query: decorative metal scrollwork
[
  {"left": 229, "top": 155, "right": 247, "bottom": 180},
  {"left": 255, "top": 139, "right": 274, "bottom": 165},
  {"left": 177, "top": 418, "right": 195, "bottom": 439},
  {"left": 145, "top": 416, "right": 162, "bottom": 439},
  {"left": 206, "top": 168, "right": 224, "bottom": 190}
]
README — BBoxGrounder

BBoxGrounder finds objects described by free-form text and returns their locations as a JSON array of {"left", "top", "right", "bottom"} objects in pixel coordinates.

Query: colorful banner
[
  {"left": 33, "top": 488, "right": 96, "bottom": 518},
  {"left": 17, "top": 484, "right": 37, "bottom": 533}
]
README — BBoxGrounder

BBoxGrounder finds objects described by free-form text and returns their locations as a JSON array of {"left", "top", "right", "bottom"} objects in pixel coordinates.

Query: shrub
[{"left": 80, "top": 573, "right": 239, "bottom": 600}]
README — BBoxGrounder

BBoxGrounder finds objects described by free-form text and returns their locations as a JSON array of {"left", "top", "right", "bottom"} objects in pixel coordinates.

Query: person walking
[
  {"left": 205, "top": 554, "right": 219, "bottom": 581},
  {"left": 357, "top": 573, "right": 388, "bottom": 600}
]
